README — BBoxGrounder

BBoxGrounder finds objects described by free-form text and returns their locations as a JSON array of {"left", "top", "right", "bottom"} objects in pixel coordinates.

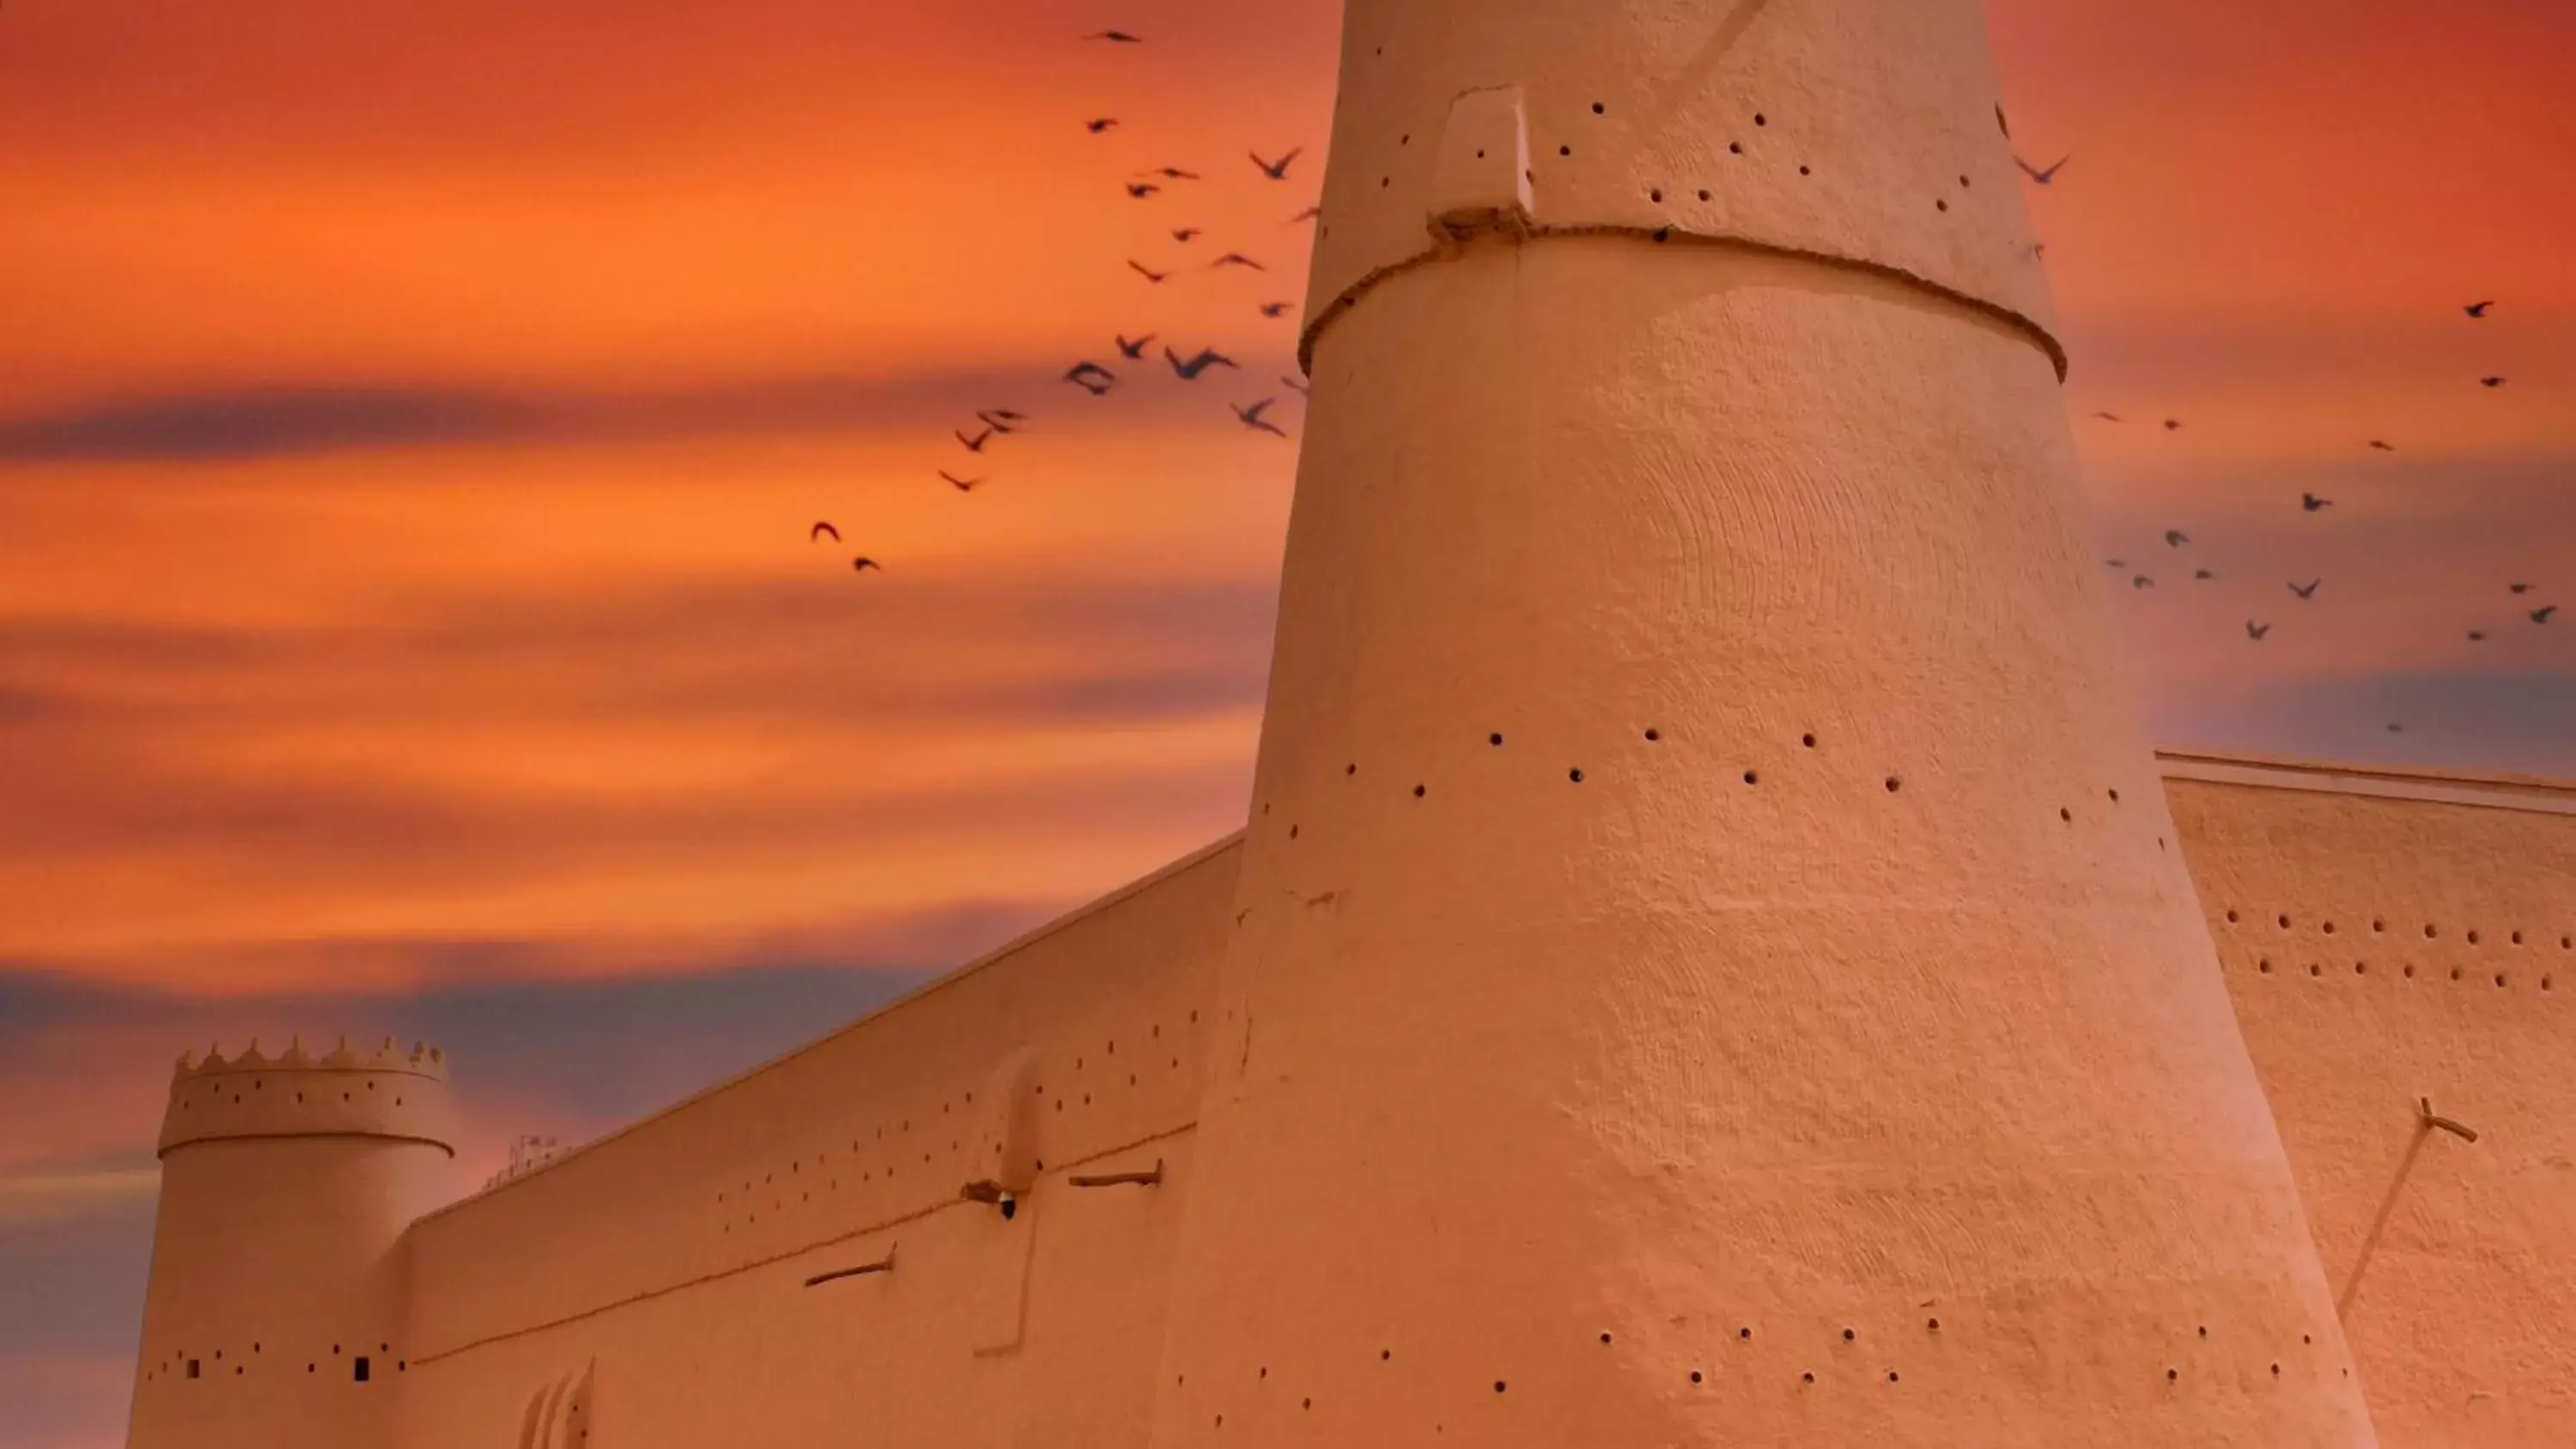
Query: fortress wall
[
  {"left": 393, "top": 838, "right": 1242, "bottom": 1446},
  {"left": 2164, "top": 755, "right": 2576, "bottom": 1448}
]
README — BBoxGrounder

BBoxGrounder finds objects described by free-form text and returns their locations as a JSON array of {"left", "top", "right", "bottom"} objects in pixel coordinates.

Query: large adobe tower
[
  {"left": 125, "top": 1039, "right": 454, "bottom": 1449},
  {"left": 1150, "top": 1, "right": 2379, "bottom": 1443}
]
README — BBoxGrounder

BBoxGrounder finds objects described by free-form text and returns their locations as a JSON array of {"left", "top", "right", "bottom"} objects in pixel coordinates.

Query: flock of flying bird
[
  {"left": 811, "top": 27, "right": 1313, "bottom": 578},
  {"left": 807, "top": 58, "right": 2555, "bottom": 746},
  {"left": 2053, "top": 146, "right": 2552, "bottom": 732}
]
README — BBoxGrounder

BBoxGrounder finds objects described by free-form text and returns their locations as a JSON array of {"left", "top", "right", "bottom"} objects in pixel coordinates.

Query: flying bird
[
  {"left": 2468, "top": 630, "right": 2488, "bottom": 642},
  {"left": 1289, "top": 203, "right": 1323, "bottom": 223},
  {"left": 1232, "top": 398, "right": 1290, "bottom": 437},
  {"left": 1164, "top": 345, "right": 1239, "bottom": 380},
  {"left": 2105, "top": 559, "right": 2128, "bottom": 570},
  {"left": 1260, "top": 300, "right": 1296, "bottom": 318},
  {"left": 955, "top": 427, "right": 995, "bottom": 452},
  {"left": 2247, "top": 621, "right": 2272, "bottom": 641},
  {"left": 851, "top": 556, "right": 883, "bottom": 573},
  {"left": 2091, "top": 411, "right": 2123, "bottom": 422},
  {"left": 975, "top": 409, "right": 1022, "bottom": 433},
  {"left": 810, "top": 521, "right": 840, "bottom": 543},
  {"left": 2163, "top": 418, "right": 2184, "bottom": 432},
  {"left": 2464, "top": 300, "right": 2494, "bottom": 319},
  {"left": 1250, "top": 148, "right": 1304, "bottom": 180},
  {"left": 1063, "top": 361, "right": 1117, "bottom": 395},
  {"left": 2289, "top": 579, "right": 2322, "bottom": 601},
  {"left": 2482, "top": 376, "right": 2509, "bottom": 388},
  {"left": 1115, "top": 332, "right": 1157, "bottom": 360},
  {"left": 1127, "top": 259, "right": 1169, "bottom": 283},
  {"left": 2014, "top": 153, "right": 2070, "bottom": 185},
  {"left": 1210, "top": 252, "right": 1267, "bottom": 271},
  {"left": 1126, "top": 182, "right": 1162, "bottom": 199},
  {"left": 2131, "top": 574, "right": 2156, "bottom": 591},
  {"left": 1136, "top": 166, "right": 1201, "bottom": 181},
  {"left": 939, "top": 470, "right": 982, "bottom": 493},
  {"left": 2196, "top": 569, "right": 2217, "bottom": 581},
  {"left": 1171, "top": 227, "right": 1202, "bottom": 242},
  {"left": 2387, "top": 723, "right": 2404, "bottom": 734},
  {"left": 2165, "top": 530, "right": 2190, "bottom": 548},
  {"left": 2510, "top": 583, "right": 2537, "bottom": 594},
  {"left": 2368, "top": 440, "right": 2395, "bottom": 452},
  {"left": 2302, "top": 492, "right": 2334, "bottom": 512},
  {"left": 1081, "top": 30, "right": 1142, "bottom": 43},
  {"left": 1085, "top": 118, "right": 1119, "bottom": 135},
  {"left": 1280, "top": 374, "right": 1310, "bottom": 396},
  {"left": 2537, "top": 605, "right": 2561, "bottom": 625}
]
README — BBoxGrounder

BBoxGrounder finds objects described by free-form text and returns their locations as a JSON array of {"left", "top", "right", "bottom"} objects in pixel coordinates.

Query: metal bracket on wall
[
  {"left": 1067, "top": 1160, "right": 1164, "bottom": 1189},
  {"left": 805, "top": 1246, "right": 896, "bottom": 1288}
]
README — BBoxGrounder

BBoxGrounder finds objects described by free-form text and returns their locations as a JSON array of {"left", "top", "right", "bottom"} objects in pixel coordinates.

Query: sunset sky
[{"left": 2, "top": 2, "right": 2570, "bottom": 1444}]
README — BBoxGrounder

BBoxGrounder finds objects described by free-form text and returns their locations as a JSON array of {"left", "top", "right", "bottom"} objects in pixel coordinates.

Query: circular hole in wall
[
  {"left": 1413, "top": 785, "right": 1427, "bottom": 798},
  {"left": 1570, "top": 768, "right": 1585, "bottom": 783},
  {"left": 1649, "top": 188, "right": 1663, "bottom": 203},
  {"left": 1698, "top": 189, "right": 1710, "bottom": 201},
  {"left": 1691, "top": 1370, "right": 1704, "bottom": 1383},
  {"left": 1885, "top": 777, "right": 1902, "bottom": 792},
  {"left": 2061, "top": 809, "right": 2073, "bottom": 822},
  {"left": 1754, "top": 112, "right": 1768, "bottom": 126},
  {"left": 1742, "top": 770, "right": 1759, "bottom": 785},
  {"left": 1798, "top": 165, "right": 1812, "bottom": 175},
  {"left": 1559, "top": 145, "right": 1572, "bottom": 157},
  {"left": 1592, "top": 101, "right": 1606, "bottom": 114},
  {"left": 1644, "top": 728, "right": 1662, "bottom": 742}
]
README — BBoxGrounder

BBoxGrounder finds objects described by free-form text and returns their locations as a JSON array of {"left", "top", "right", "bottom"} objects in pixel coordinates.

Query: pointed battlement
[{"left": 158, "top": 1035, "right": 457, "bottom": 1158}]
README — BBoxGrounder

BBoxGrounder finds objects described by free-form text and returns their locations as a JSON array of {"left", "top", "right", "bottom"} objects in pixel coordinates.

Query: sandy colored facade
[{"left": 121, "top": 1, "right": 2568, "bottom": 1444}]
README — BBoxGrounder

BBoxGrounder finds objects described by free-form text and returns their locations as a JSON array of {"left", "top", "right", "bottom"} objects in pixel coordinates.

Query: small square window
[{"left": 354, "top": 1356, "right": 371, "bottom": 1383}]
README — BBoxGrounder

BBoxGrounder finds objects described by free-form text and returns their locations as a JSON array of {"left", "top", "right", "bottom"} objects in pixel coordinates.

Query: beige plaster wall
[
  {"left": 2168, "top": 755, "right": 2576, "bottom": 1448},
  {"left": 386, "top": 837, "right": 1236, "bottom": 1449},
  {"left": 128, "top": 1136, "right": 453, "bottom": 1449}
]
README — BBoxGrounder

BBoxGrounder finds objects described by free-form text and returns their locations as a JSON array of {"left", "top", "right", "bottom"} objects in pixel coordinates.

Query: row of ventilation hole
[
  {"left": 142, "top": 1339, "right": 404, "bottom": 1383},
  {"left": 2225, "top": 909, "right": 2573, "bottom": 952},
  {"left": 714, "top": 1018, "right": 1200, "bottom": 1232},
  {"left": 2242, "top": 954, "right": 2556, "bottom": 991},
  {"left": 1354, "top": 94, "right": 2002, "bottom": 232},
  {"left": 174, "top": 1076, "right": 416, "bottom": 1109},
  {"left": 1268, "top": 727, "right": 2148, "bottom": 846},
  {"left": 1186, "top": 1321, "right": 2339, "bottom": 1428}
]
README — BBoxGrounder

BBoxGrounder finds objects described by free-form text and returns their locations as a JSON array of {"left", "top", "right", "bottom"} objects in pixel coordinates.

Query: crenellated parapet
[{"left": 158, "top": 1036, "right": 457, "bottom": 1158}]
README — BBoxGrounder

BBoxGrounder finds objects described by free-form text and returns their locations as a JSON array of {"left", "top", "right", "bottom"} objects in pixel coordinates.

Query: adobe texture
[
  {"left": 121, "top": 3, "right": 2572, "bottom": 1446},
  {"left": 1145, "top": 1, "right": 2370, "bottom": 1443}
]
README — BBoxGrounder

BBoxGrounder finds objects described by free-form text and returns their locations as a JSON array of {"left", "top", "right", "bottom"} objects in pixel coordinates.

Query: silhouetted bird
[
  {"left": 1171, "top": 227, "right": 1202, "bottom": 242},
  {"left": 2465, "top": 300, "right": 2494, "bottom": 319},
  {"left": 811, "top": 521, "right": 840, "bottom": 543},
  {"left": 2387, "top": 723, "right": 2404, "bottom": 734},
  {"left": 1137, "top": 167, "right": 1201, "bottom": 181},
  {"left": 1064, "top": 361, "right": 1117, "bottom": 395},
  {"left": 1233, "top": 398, "right": 1290, "bottom": 437},
  {"left": 2290, "top": 579, "right": 2322, "bottom": 601},
  {"left": 1081, "top": 30, "right": 1142, "bottom": 42},
  {"left": 2092, "top": 411, "right": 2123, "bottom": 422},
  {"left": 2132, "top": 575, "right": 2156, "bottom": 591},
  {"left": 975, "top": 409, "right": 1022, "bottom": 433},
  {"left": 2106, "top": 559, "right": 2128, "bottom": 570},
  {"left": 2537, "top": 605, "right": 2561, "bottom": 625},
  {"left": 939, "top": 471, "right": 981, "bottom": 493},
  {"left": 1210, "top": 252, "right": 1266, "bottom": 271},
  {"left": 2468, "top": 630, "right": 2488, "bottom": 642},
  {"left": 1250, "top": 149, "right": 1304, "bottom": 180},
  {"left": 1260, "top": 300, "right": 1296, "bottom": 318},
  {"left": 1281, "top": 374, "right": 1309, "bottom": 396},
  {"left": 2482, "top": 376, "right": 2509, "bottom": 388},
  {"left": 2510, "top": 583, "right": 2537, "bottom": 594},
  {"left": 2302, "top": 493, "right": 2334, "bottom": 512},
  {"left": 2247, "top": 621, "right": 2272, "bottom": 641},
  {"left": 852, "top": 556, "right": 883, "bottom": 573},
  {"left": 1165, "top": 345, "right": 1239, "bottom": 380},
  {"left": 1127, "top": 260, "right": 1169, "bottom": 283},
  {"left": 2165, "top": 530, "right": 2190, "bottom": 548},
  {"left": 2014, "top": 153, "right": 2070, "bottom": 185},
  {"left": 1116, "top": 333, "right": 1157, "bottom": 360},
  {"left": 1127, "top": 182, "right": 1162, "bottom": 199},
  {"left": 955, "top": 427, "right": 994, "bottom": 452},
  {"left": 2368, "top": 440, "right": 2395, "bottom": 452},
  {"left": 2196, "top": 569, "right": 2217, "bottom": 581},
  {"left": 1085, "top": 118, "right": 1119, "bottom": 135},
  {"left": 1289, "top": 204, "right": 1322, "bottom": 223},
  {"left": 2163, "top": 418, "right": 2184, "bottom": 432}
]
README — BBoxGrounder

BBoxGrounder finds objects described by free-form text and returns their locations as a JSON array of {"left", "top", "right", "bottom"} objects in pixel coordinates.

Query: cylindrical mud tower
[
  {"left": 126, "top": 1039, "right": 456, "bottom": 1449},
  {"left": 1150, "top": 2, "right": 2379, "bottom": 1444}
]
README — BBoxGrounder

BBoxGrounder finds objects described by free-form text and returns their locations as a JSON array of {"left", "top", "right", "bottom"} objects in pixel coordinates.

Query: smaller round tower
[{"left": 125, "top": 1036, "right": 457, "bottom": 1449}]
